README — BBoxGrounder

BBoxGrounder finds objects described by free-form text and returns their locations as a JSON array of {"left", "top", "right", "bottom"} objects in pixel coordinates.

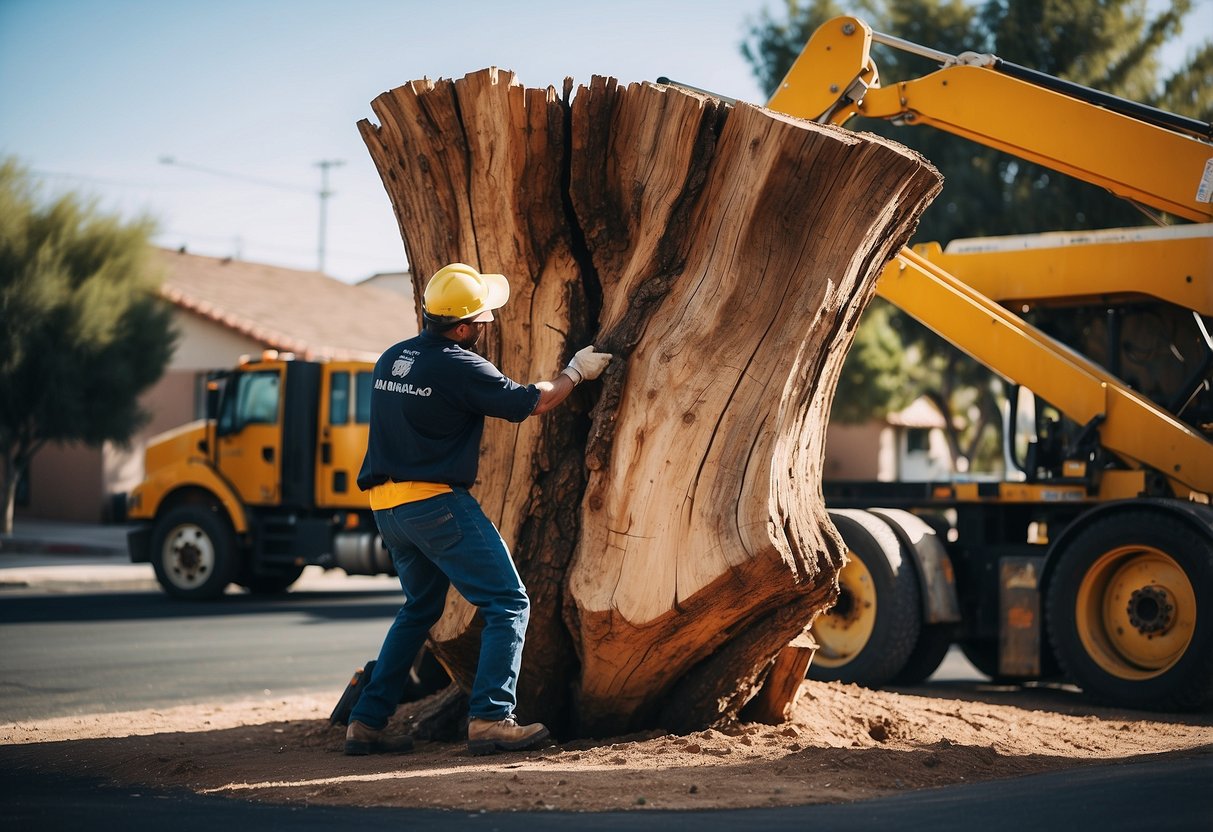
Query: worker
[{"left": 344, "top": 262, "right": 612, "bottom": 756}]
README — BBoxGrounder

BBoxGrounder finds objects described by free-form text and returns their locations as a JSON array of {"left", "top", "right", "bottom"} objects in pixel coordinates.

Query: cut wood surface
[{"left": 359, "top": 68, "right": 941, "bottom": 737}]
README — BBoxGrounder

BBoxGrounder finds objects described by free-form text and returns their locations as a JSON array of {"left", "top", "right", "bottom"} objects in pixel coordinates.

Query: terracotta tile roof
[{"left": 156, "top": 248, "right": 416, "bottom": 362}]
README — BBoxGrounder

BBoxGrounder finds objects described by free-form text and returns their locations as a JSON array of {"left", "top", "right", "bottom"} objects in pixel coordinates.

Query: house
[
  {"left": 824, "top": 396, "right": 953, "bottom": 481},
  {"left": 18, "top": 249, "right": 416, "bottom": 523},
  {"left": 357, "top": 270, "right": 414, "bottom": 302}
]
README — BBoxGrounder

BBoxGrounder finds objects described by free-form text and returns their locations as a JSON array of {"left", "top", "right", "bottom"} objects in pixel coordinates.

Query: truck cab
[{"left": 127, "top": 352, "right": 391, "bottom": 598}]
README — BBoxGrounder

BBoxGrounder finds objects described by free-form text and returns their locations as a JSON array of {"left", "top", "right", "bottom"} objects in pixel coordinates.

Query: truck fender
[
  {"left": 139, "top": 459, "right": 250, "bottom": 534},
  {"left": 1040, "top": 497, "right": 1213, "bottom": 594},
  {"left": 868, "top": 507, "right": 962, "bottom": 625}
]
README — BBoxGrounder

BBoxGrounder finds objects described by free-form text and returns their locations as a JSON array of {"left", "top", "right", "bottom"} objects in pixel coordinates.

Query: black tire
[
  {"left": 150, "top": 505, "right": 240, "bottom": 600},
  {"left": 892, "top": 623, "right": 955, "bottom": 684},
  {"left": 237, "top": 564, "right": 305, "bottom": 595},
  {"left": 868, "top": 508, "right": 957, "bottom": 685},
  {"left": 1045, "top": 510, "right": 1213, "bottom": 711},
  {"left": 808, "top": 509, "right": 922, "bottom": 687}
]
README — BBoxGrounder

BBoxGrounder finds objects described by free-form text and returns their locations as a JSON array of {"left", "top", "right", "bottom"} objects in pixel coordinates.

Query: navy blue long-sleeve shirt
[{"left": 357, "top": 329, "right": 541, "bottom": 490}]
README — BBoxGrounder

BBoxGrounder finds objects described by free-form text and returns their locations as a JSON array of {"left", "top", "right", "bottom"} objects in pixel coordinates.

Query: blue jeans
[{"left": 349, "top": 488, "right": 530, "bottom": 728}]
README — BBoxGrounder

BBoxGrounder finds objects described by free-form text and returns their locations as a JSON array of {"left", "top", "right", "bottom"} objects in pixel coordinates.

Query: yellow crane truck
[
  {"left": 759, "top": 16, "right": 1213, "bottom": 710},
  {"left": 126, "top": 353, "right": 388, "bottom": 598}
]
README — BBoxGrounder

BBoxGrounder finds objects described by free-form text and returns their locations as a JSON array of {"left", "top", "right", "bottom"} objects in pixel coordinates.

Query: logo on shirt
[
  {"left": 391, "top": 357, "right": 414, "bottom": 378},
  {"left": 375, "top": 378, "right": 431, "bottom": 397}
]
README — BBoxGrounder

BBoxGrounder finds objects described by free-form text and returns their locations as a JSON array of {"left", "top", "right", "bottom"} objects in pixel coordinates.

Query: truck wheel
[
  {"left": 869, "top": 508, "right": 957, "bottom": 686},
  {"left": 808, "top": 510, "right": 921, "bottom": 687},
  {"left": 237, "top": 565, "right": 305, "bottom": 595},
  {"left": 150, "top": 505, "right": 239, "bottom": 600},
  {"left": 1045, "top": 511, "right": 1213, "bottom": 711},
  {"left": 891, "top": 623, "right": 955, "bottom": 685}
]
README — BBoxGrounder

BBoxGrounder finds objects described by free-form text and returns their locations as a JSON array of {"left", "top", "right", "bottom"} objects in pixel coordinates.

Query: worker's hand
[{"left": 566, "top": 345, "right": 613, "bottom": 383}]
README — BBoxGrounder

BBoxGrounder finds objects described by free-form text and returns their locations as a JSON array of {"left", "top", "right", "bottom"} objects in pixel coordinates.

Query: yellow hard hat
[{"left": 422, "top": 262, "right": 510, "bottom": 325}]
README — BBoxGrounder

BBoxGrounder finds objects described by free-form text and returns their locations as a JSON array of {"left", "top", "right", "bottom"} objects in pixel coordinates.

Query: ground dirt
[{"left": 2, "top": 681, "right": 1211, "bottom": 812}]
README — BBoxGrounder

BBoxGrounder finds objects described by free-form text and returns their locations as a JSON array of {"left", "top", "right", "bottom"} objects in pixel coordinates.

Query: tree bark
[
  {"left": 359, "top": 69, "right": 941, "bottom": 738},
  {"left": 1, "top": 436, "right": 39, "bottom": 535}
]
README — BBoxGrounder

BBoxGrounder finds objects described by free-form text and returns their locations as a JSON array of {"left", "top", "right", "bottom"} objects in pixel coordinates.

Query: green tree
[
  {"left": 0, "top": 159, "right": 176, "bottom": 532},
  {"left": 742, "top": 0, "right": 1211, "bottom": 472},
  {"left": 829, "top": 298, "right": 916, "bottom": 423}
]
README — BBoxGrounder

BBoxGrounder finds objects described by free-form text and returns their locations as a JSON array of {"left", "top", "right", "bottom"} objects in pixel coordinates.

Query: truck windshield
[{"left": 217, "top": 370, "right": 280, "bottom": 434}]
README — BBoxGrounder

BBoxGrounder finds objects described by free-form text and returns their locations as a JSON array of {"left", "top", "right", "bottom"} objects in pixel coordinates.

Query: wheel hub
[
  {"left": 828, "top": 586, "right": 859, "bottom": 626},
  {"left": 177, "top": 542, "right": 202, "bottom": 573},
  {"left": 1126, "top": 584, "right": 1175, "bottom": 636},
  {"left": 165, "top": 524, "right": 213, "bottom": 588},
  {"left": 811, "top": 553, "right": 877, "bottom": 667},
  {"left": 1076, "top": 544, "right": 1196, "bottom": 679}
]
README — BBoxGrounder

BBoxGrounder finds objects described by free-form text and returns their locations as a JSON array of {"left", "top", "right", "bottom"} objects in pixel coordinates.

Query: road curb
[
  {"left": 0, "top": 537, "right": 125, "bottom": 557},
  {"left": 0, "top": 561, "right": 396, "bottom": 593}
]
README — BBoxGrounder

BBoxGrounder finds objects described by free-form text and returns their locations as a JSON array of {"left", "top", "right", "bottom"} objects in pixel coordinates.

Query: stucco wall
[
  {"left": 21, "top": 442, "right": 107, "bottom": 522},
  {"left": 171, "top": 308, "right": 266, "bottom": 370},
  {"left": 823, "top": 422, "right": 886, "bottom": 480}
]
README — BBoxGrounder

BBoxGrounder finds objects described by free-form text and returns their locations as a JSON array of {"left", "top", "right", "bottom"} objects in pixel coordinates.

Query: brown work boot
[
  {"left": 467, "top": 715, "right": 551, "bottom": 756},
  {"left": 344, "top": 720, "right": 415, "bottom": 755}
]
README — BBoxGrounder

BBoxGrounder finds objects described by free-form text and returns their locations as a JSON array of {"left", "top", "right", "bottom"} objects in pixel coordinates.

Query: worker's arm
[
  {"left": 532, "top": 373, "right": 577, "bottom": 415},
  {"left": 532, "top": 345, "right": 613, "bottom": 415}
]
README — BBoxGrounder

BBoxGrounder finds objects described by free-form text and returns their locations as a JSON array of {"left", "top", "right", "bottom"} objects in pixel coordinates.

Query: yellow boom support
[
  {"left": 912, "top": 224, "right": 1213, "bottom": 315},
  {"left": 879, "top": 249, "right": 1213, "bottom": 496}
]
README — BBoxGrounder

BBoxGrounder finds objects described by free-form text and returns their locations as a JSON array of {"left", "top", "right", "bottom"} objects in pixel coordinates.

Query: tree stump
[{"left": 358, "top": 68, "right": 941, "bottom": 738}]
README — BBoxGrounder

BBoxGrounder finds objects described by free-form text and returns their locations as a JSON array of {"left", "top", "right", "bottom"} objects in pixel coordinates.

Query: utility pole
[{"left": 315, "top": 159, "right": 344, "bottom": 274}]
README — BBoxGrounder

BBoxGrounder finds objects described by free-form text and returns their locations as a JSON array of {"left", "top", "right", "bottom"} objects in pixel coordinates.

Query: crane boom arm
[{"left": 767, "top": 16, "right": 1213, "bottom": 222}]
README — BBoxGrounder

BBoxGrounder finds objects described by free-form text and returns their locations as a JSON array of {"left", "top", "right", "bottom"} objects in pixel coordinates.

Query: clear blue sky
[{"left": 1, "top": 0, "right": 1208, "bottom": 284}]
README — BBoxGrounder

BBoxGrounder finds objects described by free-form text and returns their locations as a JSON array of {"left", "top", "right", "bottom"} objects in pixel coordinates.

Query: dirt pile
[{"left": 2, "top": 681, "right": 1210, "bottom": 812}]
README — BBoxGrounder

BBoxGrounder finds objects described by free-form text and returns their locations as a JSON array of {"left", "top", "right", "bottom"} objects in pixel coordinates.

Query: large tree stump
[{"left": 359, "top": 68, "right": 940, "bottom": 738}]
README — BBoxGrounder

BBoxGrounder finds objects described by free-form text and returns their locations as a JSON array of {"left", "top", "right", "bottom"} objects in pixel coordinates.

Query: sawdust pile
[{"left": 3, "top": 681, "right": 1210, "bottom": 811}]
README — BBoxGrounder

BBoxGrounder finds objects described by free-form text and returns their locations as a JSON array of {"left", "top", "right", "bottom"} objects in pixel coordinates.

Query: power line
[
  {"left": 31, "top": 169, "right": 176, "bottom": 190},
  {"left": 160, "top": 155, "right": 347, "bottom": 272},
  {"left": 158, "top": 156, "right": 313, "bottom": 194},
  {"left": 32, "top": 165, "right": 389, "bottom": 207},
  {"left": 156, "top": 228, "right": 402, "bottom": 263}
]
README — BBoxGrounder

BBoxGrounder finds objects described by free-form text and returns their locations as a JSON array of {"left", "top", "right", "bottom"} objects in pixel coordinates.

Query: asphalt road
[
  {"left": 0, "top": 585, "right": 402, "bottom": 721},
  {"left": 5, "top": 751, "right": 1210, "bottom": 832},
  {"left": 0, "top": 581, "right": 994, "bottom": 722}
]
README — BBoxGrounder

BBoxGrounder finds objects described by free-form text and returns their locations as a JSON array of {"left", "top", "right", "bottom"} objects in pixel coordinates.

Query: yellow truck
[
  {"left": 756, "top": 16, "right": 1213, "bottom": 710},
  {"left": 126, "top": 353, "right": 388, "bottom": 598}
]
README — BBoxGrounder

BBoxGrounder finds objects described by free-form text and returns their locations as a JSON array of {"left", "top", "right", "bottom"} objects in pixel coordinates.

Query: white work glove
[{"left": 563, "top": 345, "right": 613, "bottom": 384}]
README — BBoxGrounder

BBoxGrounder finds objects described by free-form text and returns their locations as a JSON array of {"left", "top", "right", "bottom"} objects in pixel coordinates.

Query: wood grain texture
[{"left": 359, "top": 68, "right": 941, "bottom": 737}]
